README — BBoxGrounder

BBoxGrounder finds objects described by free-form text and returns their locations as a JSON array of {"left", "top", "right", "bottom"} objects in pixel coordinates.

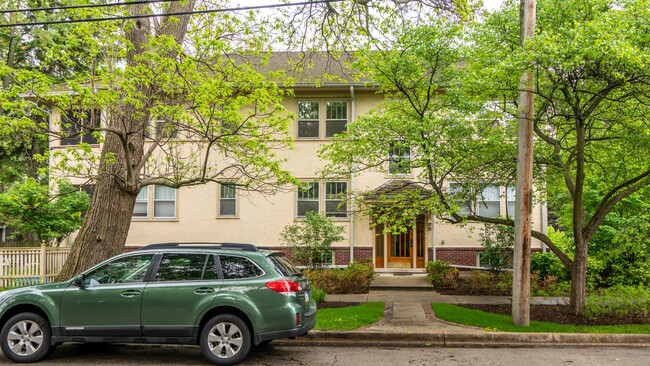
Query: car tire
[
  {"left": 200, "top": 314, "right": 251, "bottom": 366},
  {"left": 0, "top": 312, "right": 52, "bottom": 363}
]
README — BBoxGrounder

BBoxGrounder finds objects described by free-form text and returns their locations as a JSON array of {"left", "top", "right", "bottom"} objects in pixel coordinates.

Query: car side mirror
[{"left": 72, "top": 274, "right": 86, "bottom": 287}]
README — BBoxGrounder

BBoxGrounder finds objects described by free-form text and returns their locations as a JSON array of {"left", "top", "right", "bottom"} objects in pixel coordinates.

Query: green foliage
[
  {"left": 431, "top": 303, "right": 650, "bottom": 333},
  {"left": 280, "top": 212, "right": 345, "bottom": 269},
  {"left": 311, "top": 288, "right": 326, "bottom": 304},
  {"left": 315, "top": 302, "right": 385, "bottom": 331},
  {"left": 425, "top": 260, "right": 458, "bottom": 289},
  {"left": 584, "top": 286, "right": 650, "bottom": 321},
  {"left": 0, "top": 178, "right": 89, "bottom": 243},
  {"left": 478, "top": 223, "right": 514, "bottom": 276},
  {"left": 304, "top": 260, "right": 376, "bottom": 294}
]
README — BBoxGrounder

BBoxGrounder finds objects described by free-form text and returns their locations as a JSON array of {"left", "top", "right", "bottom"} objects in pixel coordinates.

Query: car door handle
[
  {"left": 121, "top": 290, "right": 141, "bottom": 298},
  {"left": 194, "top": 287, "right": 215, "bottom": 295}
]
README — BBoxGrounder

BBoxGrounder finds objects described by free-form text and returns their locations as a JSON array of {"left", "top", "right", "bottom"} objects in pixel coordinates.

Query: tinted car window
[
  {"left": 203, "top": 254, "right": 220, "bottom": 280},
  {"left": 268, "top": 255, "right": 301, "bottom": 277},
  {"left": 220, "top": 255, "right": 264, "bottom": 279},
  {"left": 155, "top": 253, "right": 207, "bottom": 281},
  {"left": 84, "top": 254, "right": 153, "bottom": 285}
]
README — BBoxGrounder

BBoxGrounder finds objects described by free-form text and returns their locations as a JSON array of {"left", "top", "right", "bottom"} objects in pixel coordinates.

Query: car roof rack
[{"left": 136, "top": 242, "right": 260, "bottom": 252}]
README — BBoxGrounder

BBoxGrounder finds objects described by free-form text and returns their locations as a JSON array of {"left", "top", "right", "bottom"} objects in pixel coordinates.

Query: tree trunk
[
  {"left": 55, "top": 173, "right": 136, "bottom": 280},
  {"left": 569, "top": 236, "right": 588, "bottom": 314}
]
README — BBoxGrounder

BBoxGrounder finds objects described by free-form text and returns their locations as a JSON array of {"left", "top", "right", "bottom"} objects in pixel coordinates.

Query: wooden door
[
  {"left": 374, "top": 225, "right": 384, "bottom": 268},
  {"left": 388, "top": 229, "right": 412, "bottom": 268}
]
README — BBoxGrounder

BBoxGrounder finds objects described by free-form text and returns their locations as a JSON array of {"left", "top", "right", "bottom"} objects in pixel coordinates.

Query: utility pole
[{"left": 512, "top": 0, "right": 536, "bottom": 326}]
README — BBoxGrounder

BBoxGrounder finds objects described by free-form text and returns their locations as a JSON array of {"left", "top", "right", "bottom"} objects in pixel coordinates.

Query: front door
[{"left": 387, "top": 229, "right": 412, "bottom": 268}]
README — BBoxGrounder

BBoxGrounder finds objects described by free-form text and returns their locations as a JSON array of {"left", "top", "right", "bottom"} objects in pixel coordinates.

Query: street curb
[{"left": 273, "top": 330, "right": 650, "bottom": 348}]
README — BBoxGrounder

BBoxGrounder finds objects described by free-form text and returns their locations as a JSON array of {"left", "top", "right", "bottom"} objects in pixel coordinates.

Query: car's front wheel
[
  {"left": 0, "top": 312, "right": 52, "bottom": 363},
  {"left": 200, "top": 314, "right": 251, "bottom": 365}
]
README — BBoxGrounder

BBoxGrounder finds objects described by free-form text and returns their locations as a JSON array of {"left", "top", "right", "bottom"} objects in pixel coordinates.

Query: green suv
[{"left": 0, "top": 243, "right": 316, "bottom": 365}]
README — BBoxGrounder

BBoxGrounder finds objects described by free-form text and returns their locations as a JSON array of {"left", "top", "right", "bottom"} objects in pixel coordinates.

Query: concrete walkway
[{"left": 327, "top": 290, "right": 568, "bottom": 306}]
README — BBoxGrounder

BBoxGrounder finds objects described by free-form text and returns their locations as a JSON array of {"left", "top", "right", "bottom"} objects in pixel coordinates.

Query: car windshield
[{"left": 268, "top": 254, "right": 302, "bottom": 277}]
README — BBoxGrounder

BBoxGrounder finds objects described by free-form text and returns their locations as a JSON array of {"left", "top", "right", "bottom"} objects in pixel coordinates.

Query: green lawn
[
  {"left": 431, "top": 303, "right": 650, "bottom": 334},
  {"left": 315, "top": 302, "right": 385, "bottom": 330}
]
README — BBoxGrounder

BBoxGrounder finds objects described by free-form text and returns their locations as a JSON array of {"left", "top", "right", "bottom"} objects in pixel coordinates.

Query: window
[
  {"left": 154, "top": 185, "right": 176, "bottom": 218},
  {"left": 478, "top": 184, "right": 501, "bottom": 218},
  {"left": 325, "top": 101, "right": 348, "bottom": 137},
  {"left": 506, "top": 185, "right": 516, "bottom": 218},
  {"left": 83, "top": 254, "right": 153, "bottom": 285},
  {"left": 155, "top": 253, "right": 207, "bottom": 282},
  {"left": 325, "top": 182, "right": 347, "bottom": 217},
  {"left": 297, "top": 101, "right": 319, "bottom": 138},
  {"left": 61, "top": 109, "right": 100, "bottom": 145},
  {"left": 268, "top": 254, "right": 301, "bottom": 277},
  {"left": 133, "top": 186, "right": 149, "bottom": 218},
  {"left": 132, "top": 185, "right": 177, "bottom": 219},
  {"left": 219, "top": 183, "right": 237, "bottom": 216},
  {"left": 297, "top": 182, "right": 319, "bottom": 217},
  {"left": 449, "top": 183, "right": 473, "bottom": 217},
  {"left": 388, "top": 141, "right": 411, "bottom": 175},
  {"left": 220, "top": 255, "right": 264, "bottom": 279},
  {"left": 156, "top": 118, "right": 179, "bottom": 140}
]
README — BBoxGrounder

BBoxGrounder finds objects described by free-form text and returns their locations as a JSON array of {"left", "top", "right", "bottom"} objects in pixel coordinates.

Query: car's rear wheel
[
  {"left": 0, "top": 312, "right": 52, "bottom": 363},
  {"left": 200, "top": 314, "right": 251, "bottom": 365}
]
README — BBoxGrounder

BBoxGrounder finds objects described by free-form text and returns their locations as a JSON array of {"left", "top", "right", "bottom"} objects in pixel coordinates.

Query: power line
[
  {"left": 0, "top": 0, "right": 177, "bottom": 14},
  {"left": 0, "top": 0, "right": 345, "bottom": 28}
]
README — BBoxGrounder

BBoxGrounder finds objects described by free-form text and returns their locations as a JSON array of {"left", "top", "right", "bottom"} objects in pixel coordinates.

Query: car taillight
[{"left": 266, "top": 280, "right": 303, "bottom": 296}]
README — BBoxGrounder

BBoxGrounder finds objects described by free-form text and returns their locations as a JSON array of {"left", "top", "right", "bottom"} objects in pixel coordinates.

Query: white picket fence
[{"left": 0, "top": 245, "right": 71, "bottom": 288}]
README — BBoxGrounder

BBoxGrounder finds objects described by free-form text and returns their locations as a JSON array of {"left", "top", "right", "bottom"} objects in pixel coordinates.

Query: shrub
[
  {"left": 584, "top": 285, "right": 650, "bottom": 321},
  {"left": 311, "top": 288, "right": 326, "bottom": 304},
  {"left": 478, "top": 223, "right": 514, "bottom": 277},
  {"left": 469, "top": 270, "right": 498, "bottom": 294},
  {"left": 425, "top": 260, "right": 458, "bottom": 289},
  {"left": 304, "top": 260, "right": 376, "bottom": 294},
  {"left": 279, "top": 212, "right": 345, "bottom": 269}
]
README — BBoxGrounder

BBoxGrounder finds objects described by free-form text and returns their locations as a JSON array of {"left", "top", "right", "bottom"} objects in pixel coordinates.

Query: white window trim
[
  {"left": 296, "top": 181, "right": 320, "bottom": 218},
  {"left": 132, "top": 186, "right": 149, "bottom": 219},
  {"left": 218, "top": 182, "right": 238, "bottom": 217},
  {"left": 325, "top": 101, "right": 349, "bottom": 139},
  {"left": 297, "top": 101, "right": 321, "bottom": 139},
  {"left": 132, "top": 185, "right": 178, "bottom": 221}
]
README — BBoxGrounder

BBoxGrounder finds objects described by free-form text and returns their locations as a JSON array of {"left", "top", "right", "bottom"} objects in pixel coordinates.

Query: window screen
[
  {"left": 220, "top": 183, "right": 237, "bottom": 216},
  {"left": 133, "top": 186, "right": 149, "bottom": 218},
  {"left": 478, "top": 184, "right": 501, "bottom": 218}
]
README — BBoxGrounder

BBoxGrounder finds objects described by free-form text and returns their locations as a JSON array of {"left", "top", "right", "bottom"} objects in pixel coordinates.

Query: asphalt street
[{"left": 1, "top": 343, "right": 649, "bottom": 365}]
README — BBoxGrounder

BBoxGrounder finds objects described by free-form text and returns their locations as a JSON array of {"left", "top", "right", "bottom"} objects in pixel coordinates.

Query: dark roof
[{"left": 366, "top": 180, "right": 430, "bottom": 197}]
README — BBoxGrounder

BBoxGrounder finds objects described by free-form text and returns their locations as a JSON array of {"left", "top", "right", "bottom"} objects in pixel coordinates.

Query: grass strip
[
  {"left": 431, "top": 303, "right": 650, "bottom": 334},
  {"left": 315, "top": 302, "right": 385, "bottom": 331}
]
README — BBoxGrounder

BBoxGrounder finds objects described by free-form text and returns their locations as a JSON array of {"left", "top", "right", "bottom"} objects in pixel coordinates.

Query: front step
[{"left": 370, "top": 274, "right": 434, "bottom": 291}]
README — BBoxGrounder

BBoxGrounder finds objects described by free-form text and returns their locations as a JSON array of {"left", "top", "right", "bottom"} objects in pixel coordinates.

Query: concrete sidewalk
[{"left": 275, "top": 285, "right": 650, "bottom": 348}]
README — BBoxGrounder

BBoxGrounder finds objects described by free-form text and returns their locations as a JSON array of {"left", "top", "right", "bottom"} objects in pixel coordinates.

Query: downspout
[
  {"left": 432, "top": 215, "right": 437, "bottom": 262},
  {"left": 349, "top": 85, "right": 355, "bottom": 263},
  {"left": 541, "top": 191, "right": 548, "bottom": 253}
]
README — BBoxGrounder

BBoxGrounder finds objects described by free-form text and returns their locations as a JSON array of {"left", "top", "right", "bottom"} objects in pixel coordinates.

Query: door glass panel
[
  {"left": 155, "top": 253, "right": 207, "bottom": 281},
  {"left": 84, "top": 254, "right": 153, "bottom": 285}
]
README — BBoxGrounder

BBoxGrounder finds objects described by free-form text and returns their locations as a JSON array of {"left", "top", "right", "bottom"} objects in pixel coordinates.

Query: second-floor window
[
  {"left": 388, "top": 141, "right": 411, "bottom": 176},
  {"left": 297, "top": 101, "right": 320, "bottom": 138},
  {"left": 155, "top": 118, "right": 179, "bottom": 140},
  {"left": 325, "top": 182, "right": 348, "bottom": 217},
  {"left": 61, "top": 109, "right": 101, "bottom": 145},
  {"left": 297, "top": 100, "right": 349, "bottom": 139}
]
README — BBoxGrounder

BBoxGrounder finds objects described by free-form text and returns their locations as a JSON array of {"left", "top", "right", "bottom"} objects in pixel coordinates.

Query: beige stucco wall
[{"left": 52, "top": 86, "right": 546, "bottom": 264}]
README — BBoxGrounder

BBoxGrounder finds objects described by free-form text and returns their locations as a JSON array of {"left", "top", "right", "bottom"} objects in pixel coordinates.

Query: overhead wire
[
  {"left": 0, "top": 0, "right": 177, "bottom": 14},
  {"left": 0, "top": 0, "right": 346, "bottom": 28}
]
